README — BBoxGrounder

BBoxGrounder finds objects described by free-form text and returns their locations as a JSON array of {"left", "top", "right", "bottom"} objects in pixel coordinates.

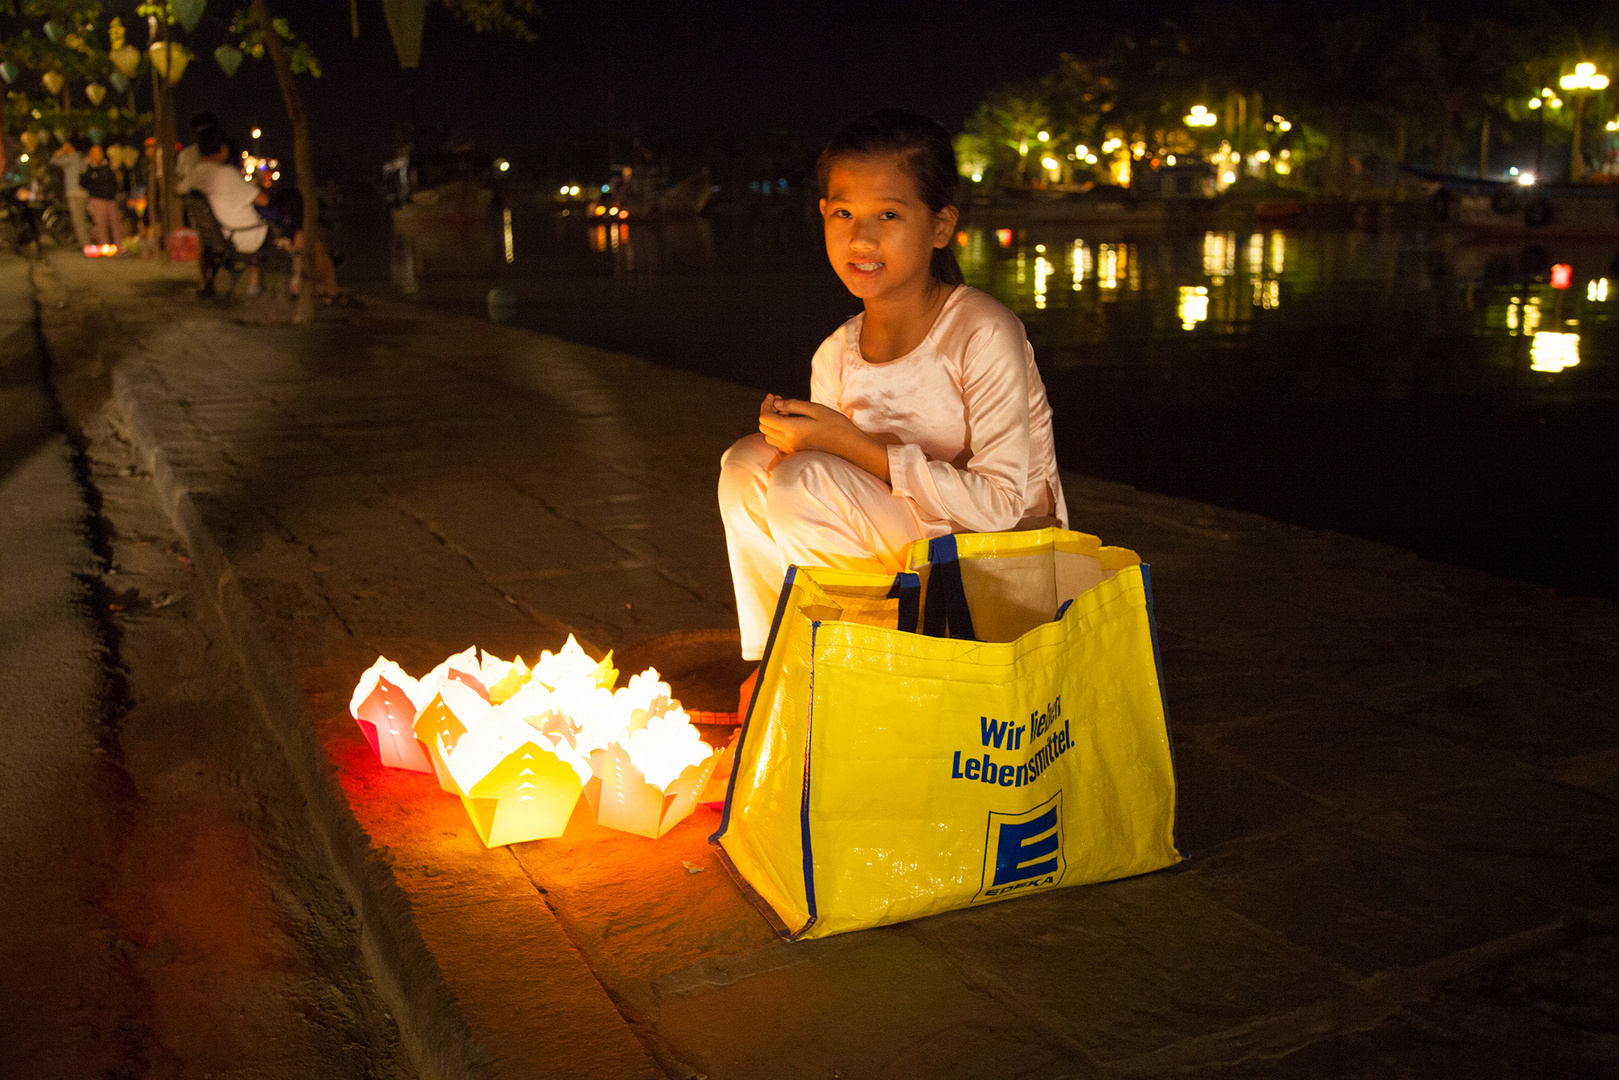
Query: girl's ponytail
[{"left": 817, "top": 109, "right": 965, "bottom": 287}]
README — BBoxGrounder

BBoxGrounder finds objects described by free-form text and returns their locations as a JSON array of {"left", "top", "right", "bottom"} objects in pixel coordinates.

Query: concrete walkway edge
[{"left": 110, "top": 359, "right": 493, "bottom": 1080}]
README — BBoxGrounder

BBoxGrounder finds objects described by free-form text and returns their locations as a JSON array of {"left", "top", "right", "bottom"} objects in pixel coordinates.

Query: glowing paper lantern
[
  {"left": 584, "top": 721, "right": 723, "bottom": 838},
  {"left": 214, "top": 43, "right": 243, "bottom": 77},
  {"left": 148, "top": 41, "right": 191, "bottom": 84},
  {"left": 108, "top": 71, "right": 129, "bottom": 93},
  {"left": 0, "top": 62, "right": 18, "bottom": 85},
  {"left": 349, "top": 635, "right": 728, "bottom": 845},
  {"left": 171, "top": 0, "right": 206, "bottom": 33},
  {"left": 41, "top": 71, "right": 64, "bottom": 95},
  {"left": 350, "top": 658, "right": 438, "bottom": 772},
  {"left": 19, "top": 132, "right": 37, "bottom": 152},
  {"left": 84, "top": 82, "right": 106, "bottom": 105},
  {"left": 442, "top": 730, "right": 589, "bottom": 847},
  {"left": 109, "top": 44, "right": 141, "bottom": 78},
  {"left": 1550, "top": 263, "right": 1572, "bottom": 290}
]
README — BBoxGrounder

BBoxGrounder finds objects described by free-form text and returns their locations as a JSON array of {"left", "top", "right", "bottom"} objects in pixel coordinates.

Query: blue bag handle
[
  {"left": 888, "top": 572, "right": 921, "bottom": 634},
  {"left": 920, "top": 535, "right": 978, "bottom": 641}
]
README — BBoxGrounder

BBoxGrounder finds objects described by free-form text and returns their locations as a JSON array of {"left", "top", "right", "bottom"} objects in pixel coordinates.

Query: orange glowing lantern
[
  {"left": 350, "top": 657, "right": 438, "bottom": 772},
  {"left": 1551, "top": 263, "right": 1572, "bottom": 290}
]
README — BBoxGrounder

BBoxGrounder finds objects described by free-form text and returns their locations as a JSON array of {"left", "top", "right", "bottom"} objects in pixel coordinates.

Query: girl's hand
[{"left": 758, "top": 397, "right": 891, "bottom": 483}]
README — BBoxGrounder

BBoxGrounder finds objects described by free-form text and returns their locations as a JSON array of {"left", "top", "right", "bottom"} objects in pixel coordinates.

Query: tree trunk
[
  {"left": 252, "top": 0, "right": 318, "bottom": 325},
  {"left": 1569, "top": 95, "right": 1586, "bottom": 182},
  {"left": 1437, "top": 104, "right": 1456, "bottom": 175},
  {"left": 1478, "top": 115, "right": 1490, "bottom": 178},
  {"left": 1326, "top": 108, "right": 1349, "bottom": 195},
  {"left": 156, "top": 17, "right": 181, "bottom": 243},
  {"left": 1392, "top": 115, "right": 1409, "bottom": 197}
]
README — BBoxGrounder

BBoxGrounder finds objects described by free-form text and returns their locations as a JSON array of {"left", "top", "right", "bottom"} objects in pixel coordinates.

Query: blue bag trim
[
  {"left": 1055, "top": 597, "right": 1075, "bottom": 621},
  {"left": 920, "top": 535, "right": 978, "bottom": 641},
  {"left": 793, "top": 620, "right": 821, "bottom": 939},
  {"left": 1140, "top": 564, "right": 1183, "bottom": 859},
  {"left": 710, "top": 565, "right": 798, "bottom": 845},
  {"left": 888, "top": 572, "right": 922, "bottom": 634}
]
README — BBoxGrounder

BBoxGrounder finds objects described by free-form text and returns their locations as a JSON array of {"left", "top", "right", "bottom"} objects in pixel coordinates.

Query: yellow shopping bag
[{"left": 710, "top": 528, "right": 1180, "bottom": 940}]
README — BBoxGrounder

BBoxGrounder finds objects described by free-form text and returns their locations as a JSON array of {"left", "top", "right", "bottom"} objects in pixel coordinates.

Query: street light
[
  {"left": 1560, "top": 62, "right": 1610, "bottom": 180},
  {"left": 1184, "top": 104, "right": 1218, "bottom": 128}
]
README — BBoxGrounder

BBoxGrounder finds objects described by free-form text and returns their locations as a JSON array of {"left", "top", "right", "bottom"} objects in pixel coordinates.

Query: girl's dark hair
[{"left": 816, "top": 108, "right": 964, "bottom": 287}]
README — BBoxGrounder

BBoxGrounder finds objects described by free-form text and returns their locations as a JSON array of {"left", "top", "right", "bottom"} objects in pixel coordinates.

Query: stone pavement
[{"left": 38, "top": 253, "right": 1619, "bottom": 1079}]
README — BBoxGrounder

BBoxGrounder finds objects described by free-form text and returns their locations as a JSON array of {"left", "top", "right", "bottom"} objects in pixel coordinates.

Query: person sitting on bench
[{"left": 185, "top": 127, "right": 270, "bottom": 293}]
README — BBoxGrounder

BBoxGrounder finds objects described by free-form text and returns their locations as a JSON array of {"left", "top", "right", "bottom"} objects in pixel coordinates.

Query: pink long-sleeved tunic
[{"left": 810, "top": 285, "right": 1067, "bottom": 533}]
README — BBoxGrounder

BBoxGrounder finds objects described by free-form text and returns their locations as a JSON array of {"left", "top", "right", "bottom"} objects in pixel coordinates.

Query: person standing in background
[
  {"left": 174, "top": 112, "right": 219, "bottom": 196},
  {"left": 51, "top": 137, "right": 91, "bottom": 249},
  {"left": 82, "top": 144, "right": 124, "bottom": 247}
]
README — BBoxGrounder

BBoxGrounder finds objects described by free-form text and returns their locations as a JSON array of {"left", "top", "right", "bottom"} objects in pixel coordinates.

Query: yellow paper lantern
[
  {"left": 84, "top": 82, "right": 107, "bottom": 106},
  {"left": 109, "top": 43, "right": 141, "bottom": 78},
  {"left": 148, "top": 41, "right": 191, "bottom": 84},
  {"left": 41, "top": 71, "right": 64, "bottom": 95}
]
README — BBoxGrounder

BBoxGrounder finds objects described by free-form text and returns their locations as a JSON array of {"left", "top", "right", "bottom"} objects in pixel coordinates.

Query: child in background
[
  {"left": 718, "top": 109, "right": 1067, "bottom": 662},
  {"left": 81, "top": 143, "right": 124, "bottom": 247}
]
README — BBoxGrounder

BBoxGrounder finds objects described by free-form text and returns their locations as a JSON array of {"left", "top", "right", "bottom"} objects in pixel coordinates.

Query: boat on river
[{"left": 1411, "top": 166, "right": 1619, "bottom": 237}]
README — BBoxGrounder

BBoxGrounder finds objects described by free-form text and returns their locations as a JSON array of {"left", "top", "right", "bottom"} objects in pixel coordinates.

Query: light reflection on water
[{"left": 375, "top": 209, "right": 1619, "bottom": 596}]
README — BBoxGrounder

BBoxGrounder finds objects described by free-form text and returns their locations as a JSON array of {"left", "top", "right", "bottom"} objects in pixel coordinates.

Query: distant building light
[
  {"left": 1037, "top": 130, "right": 1050, "bottom": 142},
  {"left": 1041, "top": 156, "right": 1060, "bottom": 171},
  {"left": 1530, "top": 331, "right": 1580, "bottom": 372},
  {"left": 496, "top": 159, "right": 511, "bottom": 172},
  {"left": 251, "top": 127, "right": 261, "bottom": 139}
]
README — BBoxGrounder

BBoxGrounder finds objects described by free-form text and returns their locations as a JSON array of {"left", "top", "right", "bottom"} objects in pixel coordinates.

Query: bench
[{"left": 183, "top": 192, "right": 289, "bottom": 298}]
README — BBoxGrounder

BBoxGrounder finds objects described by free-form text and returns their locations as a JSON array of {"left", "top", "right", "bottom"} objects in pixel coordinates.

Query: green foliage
[
  {"left": 438, "top": 0, "right": 536, "bottom": 40},
  {"left": 229, "top": 6, "right": 319, "bottom": 77}
]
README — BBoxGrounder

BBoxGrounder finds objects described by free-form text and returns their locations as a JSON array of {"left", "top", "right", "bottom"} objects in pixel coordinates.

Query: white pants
[{"left": 718, "top": 433, "right": 945, "bottom": 660}]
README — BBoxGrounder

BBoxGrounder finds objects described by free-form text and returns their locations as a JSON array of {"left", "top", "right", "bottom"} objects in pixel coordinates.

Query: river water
[{"left": 348, "top": 203, "right": 1619, "bottom": 600}]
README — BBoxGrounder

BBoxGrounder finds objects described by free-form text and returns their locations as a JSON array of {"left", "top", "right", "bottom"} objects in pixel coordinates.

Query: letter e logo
[{"left": 975, "top": 792, "right": 1064, "bottom": 903}]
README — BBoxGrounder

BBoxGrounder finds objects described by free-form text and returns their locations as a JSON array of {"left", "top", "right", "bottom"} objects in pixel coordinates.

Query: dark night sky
[{"left": 169, "top": 0, "right": 1139, "bottom": 181}]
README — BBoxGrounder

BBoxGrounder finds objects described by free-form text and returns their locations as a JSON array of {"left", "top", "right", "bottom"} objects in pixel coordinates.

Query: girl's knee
[
  {"left": 721, "top": 432, "right": 776, "bottom": 473},
  {"left": 719, "top": 433, "right": 776, "bottom": 508}
]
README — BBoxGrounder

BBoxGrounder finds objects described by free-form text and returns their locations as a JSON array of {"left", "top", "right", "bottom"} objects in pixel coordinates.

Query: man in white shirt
[
  {"left": 50, "top": 138, "right": 91, "bottom": 248},
  {"left": 173, "top": 111, "right": 218, "bottom": 196},
  {"left": 188, "top": 127, "right": 270, "bottom": 291}
]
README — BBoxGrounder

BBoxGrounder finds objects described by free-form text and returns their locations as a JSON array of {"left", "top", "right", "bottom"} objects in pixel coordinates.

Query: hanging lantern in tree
[
  {"left": 19, "top": 131, "right": 37, "bottom": 152},
  {"left": 108, "top": 70, "right": 129, "bottom": 93},
  {"left": 382, "top": 0, "right": 427, "bottom": 69},
  {"left": 42, "top": 20, "right": 65, "bottom": 44},
  {"left": 41, "top": 71, "right": 64, "bottom": 95},
  {"left": 171, "top": 0, "right": 206, "bottom": 33},
  {"left": 110, "top": 44, "right": 140, "bottom": 77},
  {"left": 0, "top": 63, "right": 17, "bottom": 84},
  {"left": 84, "top": 82, "right": 107, "bottom": 105},
  {"left": 148, "top": 41, "right": 191, "bottom": 83},
  {"left": 214, "top": 43, "right": 243, "bottom": 77}
]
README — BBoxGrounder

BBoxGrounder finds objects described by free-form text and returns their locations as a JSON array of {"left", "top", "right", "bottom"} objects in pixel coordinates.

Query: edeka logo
[{"left": 975, "top": 792, "right": 1065, "bottom": 903}]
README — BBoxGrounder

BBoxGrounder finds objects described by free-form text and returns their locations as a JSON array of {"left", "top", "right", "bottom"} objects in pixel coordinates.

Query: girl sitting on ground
[{"left": 718, "top": 109, "right": 1067, "bottom": 662}]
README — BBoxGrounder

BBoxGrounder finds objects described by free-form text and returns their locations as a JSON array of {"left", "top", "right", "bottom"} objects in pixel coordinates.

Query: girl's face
[{"left": 820, "top": 154, "right": 956, "bottom": 304}]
